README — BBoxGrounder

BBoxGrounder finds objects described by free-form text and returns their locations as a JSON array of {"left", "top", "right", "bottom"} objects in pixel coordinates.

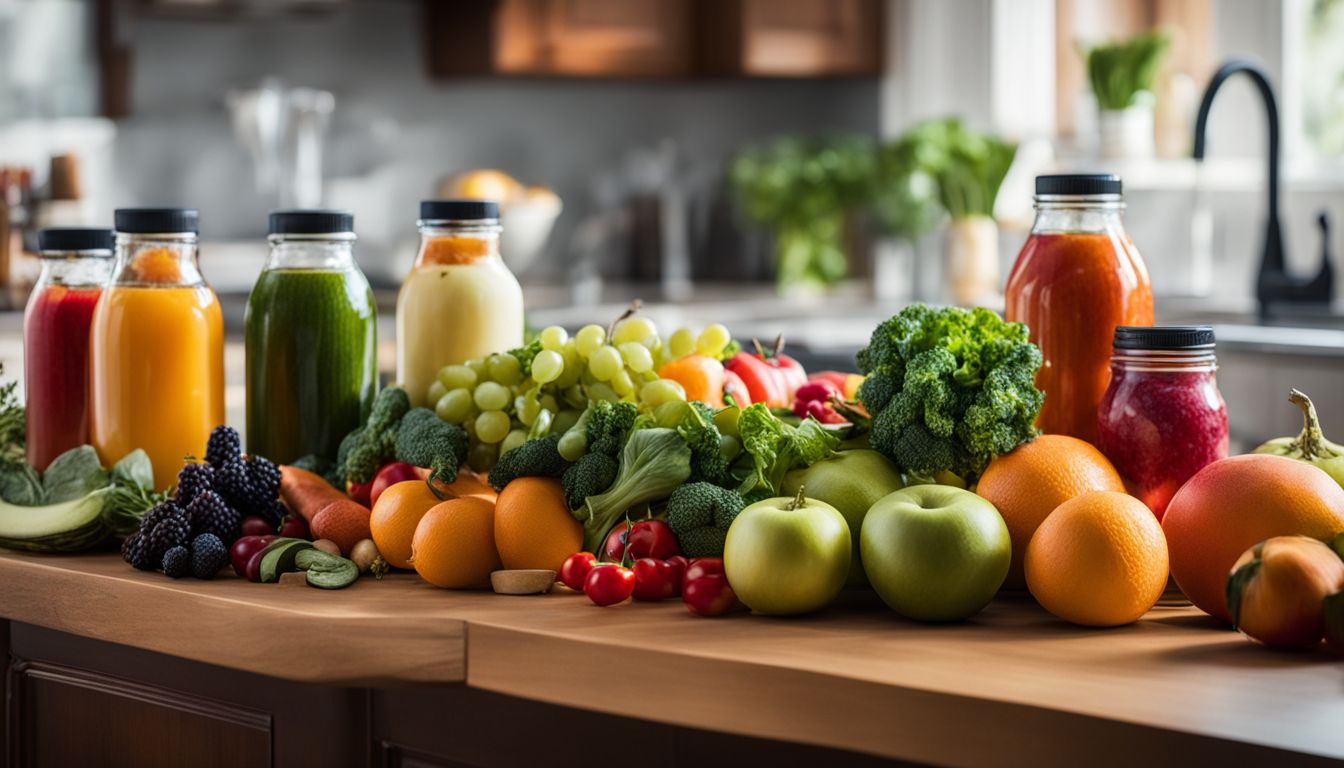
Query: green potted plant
[{"left": 1085, "top": 31, "right": 1170, "bottom": 159}]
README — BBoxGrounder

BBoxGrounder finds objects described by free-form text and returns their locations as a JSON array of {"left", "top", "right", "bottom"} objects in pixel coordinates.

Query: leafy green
[
  {"left": 43, "top": 446, "right": 108, "bottom": 504},
  {"left": 575, "top": 428, "right": 692, "bottom": 552},
  {"left": 857, "top": 304, "right": 1044, "bottom": 481},
  {"left": 734, "top": 404, "right": 840, "bottom": 503},
  {"left": 0, "top": 463, "right": 42, "bottom": 505},
  {"left": 1085, "top": 31, "right": 1170, "bottom": 111},
  {"left": 102, "top": 450, "right": 166, "bottom": 536}
]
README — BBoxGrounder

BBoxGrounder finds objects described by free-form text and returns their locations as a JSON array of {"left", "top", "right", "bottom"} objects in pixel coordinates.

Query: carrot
[
  {"left": 310, "top": 499, "right": 373, "bottom": 556},
  {"left": 657, "top": 354, "right": 726, "bottom": 408},
  {"left": 280, "top": 465, "right": 348, "bottom": 525}
]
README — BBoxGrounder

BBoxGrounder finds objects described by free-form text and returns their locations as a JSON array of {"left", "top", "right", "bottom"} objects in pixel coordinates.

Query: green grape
[
  {"left": 588, "top": 346, "right": 623, "bottom": 381},
  {"left": 586, "top": 382, "right": 619, "bottom": 402},
  {"left": 473, "top": 381, "right": 512, "bottom": 411},
  {"left": 438, "top": 364, "right": 478, "bottom": 390},
  {"left": 667, "top": 327, "right": 695, "bottom": 358},
  {"left": 654, "top": 400, "right": 693, "bottom": 428},
  {"left": 465, "top": 358, "right": 489, "bottom": 380},
  {"left": 557, "top": 428, "right": 587, "bottom": 462},
  {"left": 475, "top": 410, "right": 512, "bottom": 444},
  {"left": 639, "top": 379, "right": 685, "bottom": 408},
  {"left": 468, "top": 440, "right": 498, "bottom": 472},
  {"left": 552, "top": 408, "right": 580, "bottom": 436},
  {"left": 517, "top": 392, "right": 542, "bottom": 426},
  {"left": 539, "top": 325, "right": 569, "bottom": 351},
  {"left": 555, "top": 346, "right": 583, "bottom": 388},
  {"left": 500, "top": 429, "right": 528, "bottom": 456},
  {"left": 539, "top": 393, "right": 560, "bottom": 414},
  {"left": 696, "top": 323, "right": 732, "bottom": 356},
  {"left": 426, "top": 380, "right": 448, "bottom": 407},
  {"left": 611, "top": 369, "right": 636, "bottom": 398},
  {"left": 720, "top": 434, "right": 743, "bottom": 462},
  {"left": 488, "top": 353, "right": 523, "bottom": 386},
  {"left": 532, "top": 349, "right": 565, "bottom": 384},
  {"left": 530, "top": 408, "right": 553, "bottom": 437},
  {"left": 612, "top": 317, "right": 658, "bottom": 346},
  {"left": 575, "top": 324, "right": 606, "bottom": 357},
  {"left": 435, "top": 388, "right": 474, "bottom": 423},
  {"left": 618, "top": 342, "right": 654, "bottom": 374},
  {"left": 562, "top": 384, "right": 588, "bottom": 409}
]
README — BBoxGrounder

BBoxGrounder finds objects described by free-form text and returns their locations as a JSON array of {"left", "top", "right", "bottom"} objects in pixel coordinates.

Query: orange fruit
[
  {"left": 410, "top": 498, "right": 501, "bottom": 589},
  {"left": 1162, "top": 454, "right": 1344, "bottom": 622},
  {"left": 1025, "top": 491, "right": 1168, "bottom": 627},
  {"left": 369, "top": 480, "right": 442, "bottom": 570},
  {"left": 976, "top": 435, "right": 1126, "bottom": 587},
  {"left": 493, "top": 477, "right": 582, "bottom": 571}
]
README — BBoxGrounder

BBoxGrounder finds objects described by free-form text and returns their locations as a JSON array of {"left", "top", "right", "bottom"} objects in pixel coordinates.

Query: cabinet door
[
  {"left": 497, "top": 0, "right": 694, "bottom": 76},
  {"left": 735, "top": 0, "right": 882, "bottom": 76}
]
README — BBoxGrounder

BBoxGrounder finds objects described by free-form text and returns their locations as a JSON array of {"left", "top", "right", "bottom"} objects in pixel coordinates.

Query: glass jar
[
  {"left": 396, "top": 200, "right": 524, "bottom": 407},
  {"left": 1097, "top": 326, "right": 1229, "bottom": 519},
  {"left": 24, "top": 228, "right": 115, "bottom": 471},
  {"left": 246, "top": 210, "right": 378, "bottom": 464},
  {"left": 1005, "top": 174, "right": 1154, "bottom": 444},
  {"left": 90, "top": 209, "right": 224, "bottom": 490}
]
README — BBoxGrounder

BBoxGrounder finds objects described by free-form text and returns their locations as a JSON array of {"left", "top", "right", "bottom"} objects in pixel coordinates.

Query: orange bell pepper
[{"left": 658, "top": 354, "right": 726, "bottom": 408}]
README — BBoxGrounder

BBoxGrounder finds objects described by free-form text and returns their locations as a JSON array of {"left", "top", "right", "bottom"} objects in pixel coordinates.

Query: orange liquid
[
  {"left": 1005, "top": 232, "right": 1153, "bottom": 444},
  {"left": 90, "top": 285, "right": 224, "bottom": 490}
]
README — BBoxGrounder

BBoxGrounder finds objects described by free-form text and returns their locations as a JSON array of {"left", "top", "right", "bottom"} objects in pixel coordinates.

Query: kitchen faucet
[{"left": 1193, "top": 58, "right": 1334, "bottom": 317}]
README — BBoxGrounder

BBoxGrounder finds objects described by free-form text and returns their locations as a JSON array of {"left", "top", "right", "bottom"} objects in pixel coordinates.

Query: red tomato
[
  {"left": 632, "top": 558, "right": 679, "bottom": 601},
  {"left": 683, "top": 557, "right": 724, "bottom": 589},
  {"left": 601, "top": 524, "right": 630, "bottom": 563},
  {"left": 627, "top": 519, "right": 681, "bottom": 560},
  {"left": 370, "top": 462, "right": 422, "bottom": 507},
  {"left": 725, "top": 353, "right": 788, "bottom": 408},
  {"left": 559, "top": 551, "right": 597, "bottom": 591},
  {"left": 584, "top": 563, "right": 636, "bottom": 607},
  {"left": 683, "top": 574, "right": 738, "bottom": 616},
  {"left": 665, "top": 555, "right": 689, "bottom": 596},
  {"left": 722, "top": 370, "right": 752, "bottom": 408}
]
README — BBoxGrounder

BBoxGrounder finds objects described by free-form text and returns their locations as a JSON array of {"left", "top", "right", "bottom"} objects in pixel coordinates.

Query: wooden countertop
[{"left": 1, "top": 551, "right": 1341, "bottom": 766}]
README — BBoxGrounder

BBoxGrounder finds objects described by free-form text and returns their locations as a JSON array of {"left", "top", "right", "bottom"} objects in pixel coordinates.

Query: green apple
[
  {"left": 783, "top": 449, "right": 904, "bottom": 588},
  {"left": 861, "top": 485, "right": 1010, "bottom": 621},
  {"left": 724, "top": 491, "right": 850, "bottom": 615}
]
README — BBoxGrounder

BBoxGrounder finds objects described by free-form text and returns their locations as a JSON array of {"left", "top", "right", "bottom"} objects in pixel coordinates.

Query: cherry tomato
[
  {"left": 584, "top": 563, "right": 636, "bottom": 607},
  {"left": 559, "top": 551, "right": 597, "bottom": 591},
  {"left": 683, "top": 574, "right": 738, "bottom": 616},
  {"left": 665, "top": 555, "right": 689, "bottom": 596},
  {"left": 627, "top": 519, "right": 681, "bottom": 560},
  {"left": 601, "top": 524, "right": 630, "bottom": 562},
  {"left": 632, "top": 558, "right": 679, "bottom": 601},
  {"left": 683, "top": 557, "right": 724, "bottom": 590}
]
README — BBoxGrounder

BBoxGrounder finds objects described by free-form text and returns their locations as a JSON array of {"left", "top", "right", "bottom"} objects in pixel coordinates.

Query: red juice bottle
[{"left": 23, "top": 228, "right": 114, "bottom": 471}]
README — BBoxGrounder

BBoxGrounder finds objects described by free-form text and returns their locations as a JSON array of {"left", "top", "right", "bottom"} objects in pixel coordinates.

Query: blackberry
[
  {"left": 142, "top": 503, "right": 190, "bottom": 564},
  {"left": 187, "top": 490, "right": 240, "bottom": 543},
  {"left": 122, "top": 531, "right": 155, "bottom": 571},
  {"left": 162, "top": 546, "right": 190, "bottom": 578},
  {"left": 214, "top": 458, "right": 256, "bottom": 511},
  {"left": 204, "top": 425, "right": 242, "bottom": 468},
  {"left": 257, "top": 498, "right": 286, "bottom": 527},
  {"left": 138, "top": 502, "right": 179, "bottom": 534},
  {"left": 190, "top": 534, "right": 228, "bottom": 579},
  {"left": 176, "top": 462, "right": 214, "bottom": 505},
  {"left": 248, "top": 455, "right": 281, "bottom": 499}
]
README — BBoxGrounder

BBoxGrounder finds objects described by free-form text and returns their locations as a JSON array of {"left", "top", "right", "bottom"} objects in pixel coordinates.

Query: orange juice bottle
[{"left": 90, "top": 209, "right": 224, "bottom": 490}]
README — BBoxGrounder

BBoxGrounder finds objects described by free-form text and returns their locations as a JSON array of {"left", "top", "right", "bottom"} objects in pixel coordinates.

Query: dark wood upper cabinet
[{"left": 425, "top": 0, "right": 882, "bottom": 79}]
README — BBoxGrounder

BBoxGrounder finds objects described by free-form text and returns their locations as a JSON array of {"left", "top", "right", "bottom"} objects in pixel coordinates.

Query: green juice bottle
[{"left": 245, "top": 210, "right": 377, "bottom": 464}]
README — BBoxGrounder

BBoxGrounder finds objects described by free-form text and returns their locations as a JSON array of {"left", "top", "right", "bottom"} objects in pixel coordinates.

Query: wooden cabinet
[{"left": 425, "top": 0, "right": 882, "bottom": 79}]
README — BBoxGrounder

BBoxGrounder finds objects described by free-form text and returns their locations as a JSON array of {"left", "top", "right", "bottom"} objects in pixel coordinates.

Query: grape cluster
[{"left": 422, "top": 313, "right": 735, "bottom": 471}]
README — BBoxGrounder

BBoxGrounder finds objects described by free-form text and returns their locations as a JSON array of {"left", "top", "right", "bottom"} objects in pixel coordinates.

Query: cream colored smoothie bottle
[{"left": 396, "top": 200, "right": 524, "bottom": 407}]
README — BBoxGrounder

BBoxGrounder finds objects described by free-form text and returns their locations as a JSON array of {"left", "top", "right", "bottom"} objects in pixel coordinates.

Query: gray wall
[{"left": 109, "top": 2, "right": 879, "bottom": 284}]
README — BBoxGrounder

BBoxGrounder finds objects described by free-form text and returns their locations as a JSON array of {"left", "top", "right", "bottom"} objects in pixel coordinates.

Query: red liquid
[
  {"left": 24, "top": 284, "right": 102, "bottom": 471},
  {"left": 1097, "top": 366, "right": 1228, "bottom": 519}
]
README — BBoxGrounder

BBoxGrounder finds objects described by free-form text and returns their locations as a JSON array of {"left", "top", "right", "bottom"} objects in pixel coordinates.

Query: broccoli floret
[
  {"left": 858, "top": 305, "right": 1043, "bottom": 481},
  {"left": 394, "top": 407, "right": 469, "bottom": 487},
  {"left": 509, "top": 339, "right": 543, "bottom": 376},
  {"left": 666, "top": 482, "right": 746, "bottom": 558},
  {"left": 677, "top": 401, "right": 734, "bottom": 488},
  {"left": 561, "top": 452, "right": 618, "bottom": 510},
  {"left": 575, "top": 428, "right": 691, "bottom": 552},
  {"left": 587, "top": 400, "right": 639, "bottom": 457},
  {"left": 488, "top": 436, "right": 570, "bottom": 491},
  {"left": 339, "top": 387, "right": 412, "bottom": 484}
]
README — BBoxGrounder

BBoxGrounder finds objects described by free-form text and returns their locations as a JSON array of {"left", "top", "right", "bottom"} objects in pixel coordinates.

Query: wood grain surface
[{"left": 2, "top": 551, "right": 1341, "bottom": 766}]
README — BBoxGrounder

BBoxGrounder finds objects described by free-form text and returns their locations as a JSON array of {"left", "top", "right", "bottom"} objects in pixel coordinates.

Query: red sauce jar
[{"left": 1097, "top": 326, "right": 1228, "bottom": 520}]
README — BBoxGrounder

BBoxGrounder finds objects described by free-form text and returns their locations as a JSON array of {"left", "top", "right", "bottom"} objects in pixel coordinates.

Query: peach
[{"left": 1227, "top": 535, "right": 1344, "bottom": 649}]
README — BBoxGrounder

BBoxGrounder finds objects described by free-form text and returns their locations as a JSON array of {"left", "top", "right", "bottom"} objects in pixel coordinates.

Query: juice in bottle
[
  {"left": 90, "top": 209, "right": 224, "bottom": 490},
  {"left": 246, "top": 210, "right": 377, "bottom": 464},
  {"left": 1005, "top": 175, "right": 1153, "bottom": 444},
  {"left": 23, "top": 228, "right": 114, "bottom": 471},
  {"left": 396, "top": 200, "right": 524, "bottom": 407}
]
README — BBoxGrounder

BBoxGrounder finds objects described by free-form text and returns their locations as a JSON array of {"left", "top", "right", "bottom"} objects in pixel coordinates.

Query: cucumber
[
  {"left": 259, "top": 539, "right": 314, "bottom": 583},
  {"left": 0, "top": 493, "right": 109, "bottom": 553},
  {"left": 294, "top": 548, "right": 360, "bottom": 589}
]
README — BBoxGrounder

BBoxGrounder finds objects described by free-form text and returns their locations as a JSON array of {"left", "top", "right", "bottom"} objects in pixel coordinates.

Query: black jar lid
[
  {"left": 419, "top": 199, "right": 499, "bottom": 222},
  {"left": 37, "top": 228, "right": 114, "bottom": 253},
  {"left": 114, "top": 208, "right": 199, "bottom": 234},
  {"left": 269, "top": 209, "right": 354, "bottom": 235},
  {"left": 1114, "top": 325, "right": 1216, "bottom": 350},
  {"left": 1035, "top": 174, "right": 1122, "bottom": 196}
]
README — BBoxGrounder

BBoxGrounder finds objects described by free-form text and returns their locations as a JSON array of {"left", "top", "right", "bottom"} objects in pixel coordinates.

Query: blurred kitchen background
[{"left": 1, "top": 0, "right": 1343, "bottom": 443}]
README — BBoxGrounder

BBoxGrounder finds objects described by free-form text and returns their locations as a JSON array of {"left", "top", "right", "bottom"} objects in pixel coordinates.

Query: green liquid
[{"left": 245, "top": 268, "right": 378, "bottom": 463}]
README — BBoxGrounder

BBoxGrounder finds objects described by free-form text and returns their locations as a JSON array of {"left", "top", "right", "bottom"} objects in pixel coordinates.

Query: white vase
[
  {"left": 1098, "top": 102, "right": 1156, "bottom": 160},
  {"left": 944, "top": 215, "right": 999, "bottom": 306}
]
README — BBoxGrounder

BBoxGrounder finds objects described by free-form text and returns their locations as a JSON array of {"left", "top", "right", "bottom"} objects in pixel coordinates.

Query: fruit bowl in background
[{"left": 438, "top": 169, "right": 562, "bottom": 276}]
